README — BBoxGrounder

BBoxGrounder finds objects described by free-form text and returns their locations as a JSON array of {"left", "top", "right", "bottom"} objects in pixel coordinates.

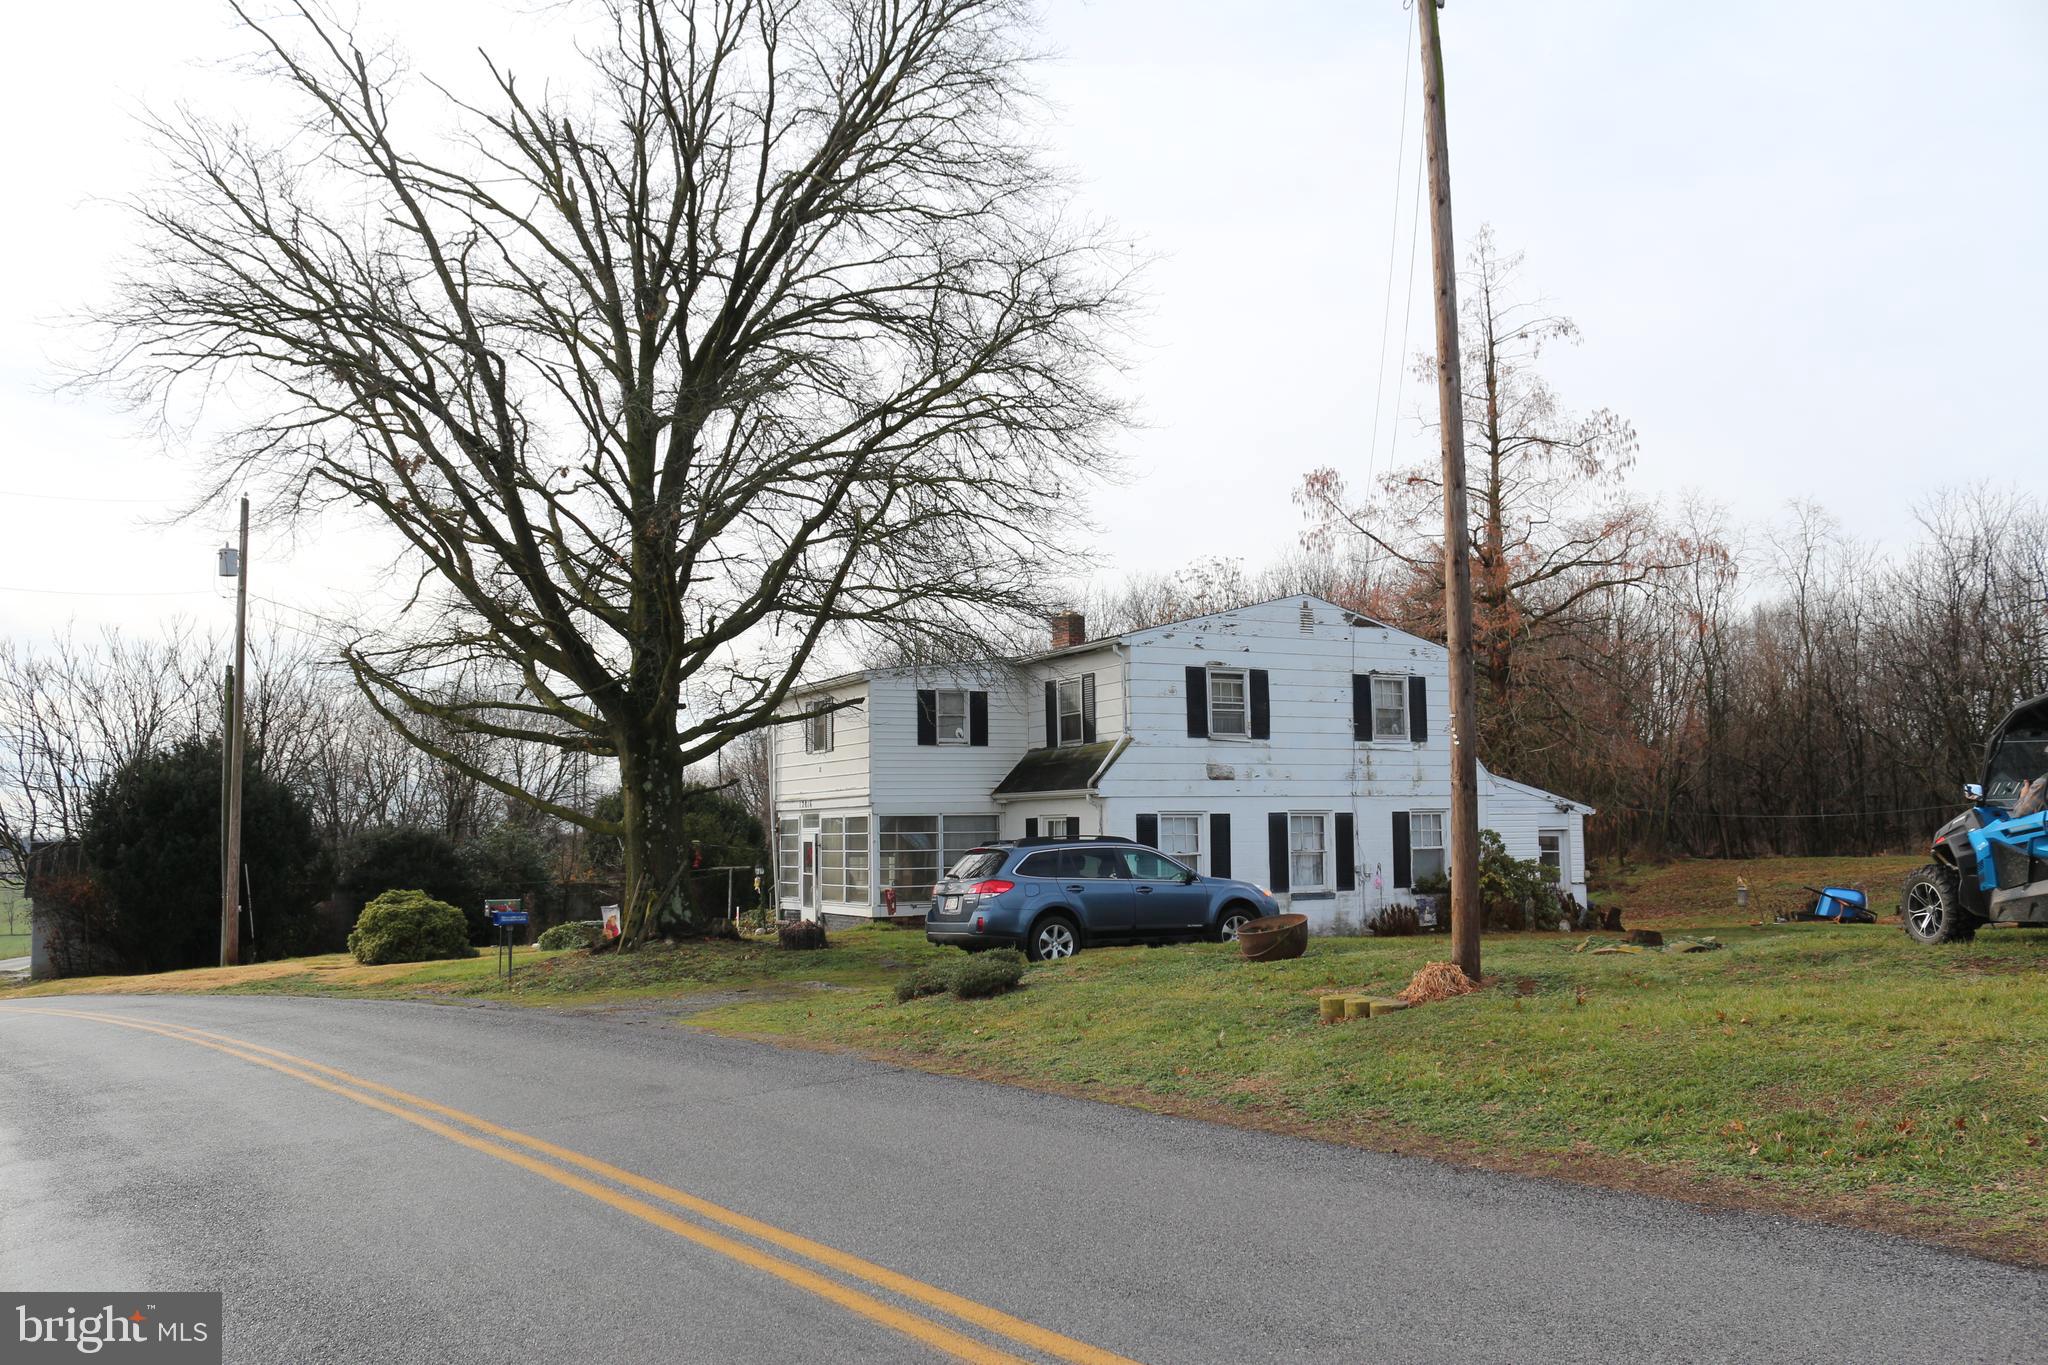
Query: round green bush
[
  {"left": 950, "top": 953, "right": 1023, "bottom": 999},
  {"left": 536, "top": 920, "right": 604, "bottom": 951},
  {"left": 346, "top": 889, "right": 478, "bottom": 965},
  {"left": 894, "top": 965, "right": 952, "bottom": 1003}
]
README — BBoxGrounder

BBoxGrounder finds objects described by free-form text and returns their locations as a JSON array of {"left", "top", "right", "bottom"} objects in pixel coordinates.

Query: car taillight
[{"left": 970, "top": 880, "right": 1015, "bottom": 897}]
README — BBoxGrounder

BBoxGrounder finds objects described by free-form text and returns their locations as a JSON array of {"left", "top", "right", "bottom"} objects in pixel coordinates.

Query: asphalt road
[{"left": 2, "top": 996, "right": 2042, "bottom": 1364}]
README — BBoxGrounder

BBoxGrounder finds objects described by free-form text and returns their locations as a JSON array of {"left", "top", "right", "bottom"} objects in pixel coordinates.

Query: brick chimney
[{"left": 1049, "top": 610, "right": 1087, "bottom": 650}]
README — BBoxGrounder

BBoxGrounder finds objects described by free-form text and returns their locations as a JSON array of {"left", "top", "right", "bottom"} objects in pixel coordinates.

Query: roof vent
[{"left": 1299, "top": 601, "right": 1316, "bottom": 634}]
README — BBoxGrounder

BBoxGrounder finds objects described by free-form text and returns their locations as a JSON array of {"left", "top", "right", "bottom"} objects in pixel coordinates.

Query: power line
[{"left": 1363, "top": 0, "right": 1419, "bottom": 484}]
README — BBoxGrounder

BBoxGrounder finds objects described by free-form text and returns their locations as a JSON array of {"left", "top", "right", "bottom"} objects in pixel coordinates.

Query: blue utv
[{"left": 1903, "top": 692, "right": 2048, "bottom": 943}]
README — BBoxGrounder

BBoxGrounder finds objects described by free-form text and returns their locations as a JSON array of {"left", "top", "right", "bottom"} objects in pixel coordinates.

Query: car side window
[
  {"left": 1072, "top": 850, "right": 1124, "bottom": 879},
  {"left": 1121, "top": 849, "right": 1187, "bottom": 881},
  {"left": 1017, "top": 852, "right": 1062, "bottom": 878}
]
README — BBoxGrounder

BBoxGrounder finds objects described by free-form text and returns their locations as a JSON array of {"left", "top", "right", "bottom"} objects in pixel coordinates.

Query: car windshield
[
  {"left": 1985, "top": 726, "right": 2048, "bottom": 804},
  {"left": 946, "top": 849, "right": 1007, "bottom": 881}
]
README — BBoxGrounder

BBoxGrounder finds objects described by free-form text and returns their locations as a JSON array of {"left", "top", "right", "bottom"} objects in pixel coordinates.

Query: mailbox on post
[{"left": 486, "top": 897, "right": 526, "bottom": 978}]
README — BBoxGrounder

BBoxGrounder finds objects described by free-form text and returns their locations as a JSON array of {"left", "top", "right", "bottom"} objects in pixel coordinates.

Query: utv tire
[
  {"left": 1901, "top": 863, "right": 1976, "bottom": 944},
  {"left": 1026, "top": 913, "right": 1080, "bottom": 962}
]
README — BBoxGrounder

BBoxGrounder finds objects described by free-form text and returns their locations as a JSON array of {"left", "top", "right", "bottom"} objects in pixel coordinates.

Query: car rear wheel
[
  {"left": 1027, "top": 914, "right": 1080, "bottom": 962},
  {"left": 1901, "top": 863, "right": 1975, "bottom": 944},
  {"left": 1215, "top": 904, "right": 1257, "bottom": 943}
]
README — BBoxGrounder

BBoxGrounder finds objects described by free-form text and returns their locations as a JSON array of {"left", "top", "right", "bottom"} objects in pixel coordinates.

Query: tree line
[
  {"left": 1098, "top": 231, "right": 2048, "bottom": 861},
  {"left": 0, "top": 621, "right": 772, "bottom": 973},
  {"left": 1083, "top": 487, "right": 2045, "bottom": 861}
]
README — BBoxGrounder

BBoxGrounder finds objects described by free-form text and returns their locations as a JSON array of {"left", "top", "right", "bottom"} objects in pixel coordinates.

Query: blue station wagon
[{"left": 924, "top": 836, "right": 1281, "bottom": 961}]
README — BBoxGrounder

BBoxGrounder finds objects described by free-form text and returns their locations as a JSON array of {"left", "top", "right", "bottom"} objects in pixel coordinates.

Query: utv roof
[{"left": 1990, "top": 693, "right": 2048, "bottom": 741}]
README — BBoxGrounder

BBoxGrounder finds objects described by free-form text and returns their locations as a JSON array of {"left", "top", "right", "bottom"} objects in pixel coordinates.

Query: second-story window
[
  {"left": 804, "top": 710, "right": 833, "bottom": 754},
  {"left": 1057, "top": 677, "right": 1086, "bottom": 746},
  {"left": 1209, "top": 669, "right": 1248, "bottom": 737},
  {"left": 934, "top": 689, "right": 969, "bottom": 744},
  {"left": 1371, "top": 676, "right": 1408, "bottom": 742}
]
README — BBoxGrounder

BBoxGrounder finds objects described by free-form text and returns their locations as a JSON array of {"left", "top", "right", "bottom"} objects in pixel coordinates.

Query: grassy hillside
[{"left": 8, "top": 856, "right": 2042, "bottom": 1264}]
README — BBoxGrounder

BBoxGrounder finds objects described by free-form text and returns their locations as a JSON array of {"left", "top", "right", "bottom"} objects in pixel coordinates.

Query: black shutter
[
  {"left": 916, "top": 690, "right": 937, "bottom": 746},
  {"left": 1335, "top": 812, "right": 1356, "bottom": 891},
  {"left": 1352, "top": 674, "right": 1371, "bottom": 741},
  {"left": 1267, "top": 812, "right": 1290, "bottom": 892},
  {"left": 1185, "top": 666, "right": 1208, "bottom": 738},
  {"left": 1044, "top": 680, "right": 1058, "bottom": 749},
  {"left": 1210, "top": 813, "right": 1232, "bottom": 879},
  {"left": 1391, "top": 811, "right": 1412, "bottom": 889},
  {"left": 1249, "top": 669, "right": 1270, "bottom": 739},
  {"left": 1024, "top": 818, "right": 1039, "bottom": 840},
  {"left": 1135, "top": 813, "right": 1158, "bottom": 848},
  {"left": 969, "top": 690, "right": 989, "bottom": 747},
  {"left": 1409, "top": 676, "right": 1428, "bottom": 744},
  {"left": 1082, "top": 673, "right": 1097, "bottom": 743}
]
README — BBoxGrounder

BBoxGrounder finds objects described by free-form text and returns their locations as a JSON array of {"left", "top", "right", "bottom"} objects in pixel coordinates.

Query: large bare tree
[
  {"left": 1298, "top": 226, "right": 1701, "bottom": 773},
  {"left": 91, "top": 0, "right": 1130, "bottom": 940}
]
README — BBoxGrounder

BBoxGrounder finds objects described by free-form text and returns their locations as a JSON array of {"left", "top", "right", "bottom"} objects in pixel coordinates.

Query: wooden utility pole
[
  {"left": 221, "top": 496, "right": 249, "bottom": 967},
  {"left": 1416, "top": 0, "right": 1482, "bottom": 981}
]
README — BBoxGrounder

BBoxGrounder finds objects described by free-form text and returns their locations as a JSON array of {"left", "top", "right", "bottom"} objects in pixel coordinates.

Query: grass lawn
[
  {"left": 1, "top": 881, "right": 30, "bottom": 959},
  {"left": 6, "top": 857, "right": 2043, "bottom": 1264}
]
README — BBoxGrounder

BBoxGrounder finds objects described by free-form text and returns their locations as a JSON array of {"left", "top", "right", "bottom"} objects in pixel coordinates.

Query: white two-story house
[{"left": 768, "top": 596, "right": 1591, "bottom": 932}]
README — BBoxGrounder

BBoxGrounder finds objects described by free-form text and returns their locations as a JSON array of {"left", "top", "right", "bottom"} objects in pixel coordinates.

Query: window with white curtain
[
  {"left": 1371, "top": 676, "right": 1408, "bottom": 742},
  {"left": 1411, "top": 811, "right": 1446, "bottom": 884},
  {"left": 1289, "top": 813, "right": 1328, "bottom": 891},
  {"left": 1160, "top": 813, "right": 1202, "bottom": 874}
]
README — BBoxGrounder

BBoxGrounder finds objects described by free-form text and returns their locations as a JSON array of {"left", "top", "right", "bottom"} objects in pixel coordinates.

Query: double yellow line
[{"left": 2, "top": 1006, "right": 1139, "bottom": 1365}]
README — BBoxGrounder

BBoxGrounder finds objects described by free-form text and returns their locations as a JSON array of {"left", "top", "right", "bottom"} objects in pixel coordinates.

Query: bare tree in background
[
  {"left": 0, "top": 626, "right": 216, "bottom": 871},
  {"left": 1299, "top": 226, "right": 1708, "bottom": 772},
  {"left": 89, "top": 0, "right": 1131, "bottom": 942}
]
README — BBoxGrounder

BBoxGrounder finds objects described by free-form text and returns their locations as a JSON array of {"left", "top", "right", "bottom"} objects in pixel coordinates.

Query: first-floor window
[
  {"left": 942, "top": 814, "right": 1001, "bottom": 875},
  {"left": 1159, "top": 813, "right": 1202, "bottom": 874},
  {"left": 881, "top": 814, "right": 1000, "bottom": 901},
  {"left": 819, "top": 816, "right": 871, "bottom": 904},
  {"left": 880, "top": 816, "right": 940, "bottom": 902},
  {"left": 1043, "top": 816, "right": 1077, "bottom": 840},
  {"left": 776, "top": 817, "right": 799, "bottom": 902},
  {"left": 1538, "top": 830, "right": 1564, "bottom": 883},
  {"left": 1411, "top": 811, "right": 1446, "bottom": 885},
  {"left": 1289, "top": 813, "right": 1328, "bottom": 891}
]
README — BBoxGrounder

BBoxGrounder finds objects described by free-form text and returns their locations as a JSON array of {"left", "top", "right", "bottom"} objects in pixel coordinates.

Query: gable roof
[{"left": 787, "top": 595, "right": 1433, "bottom": 698}]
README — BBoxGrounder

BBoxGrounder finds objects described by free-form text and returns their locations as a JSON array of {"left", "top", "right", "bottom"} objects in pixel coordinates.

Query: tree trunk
[{"left": 617, "top": 734, "right": 695, "bottom": 946}]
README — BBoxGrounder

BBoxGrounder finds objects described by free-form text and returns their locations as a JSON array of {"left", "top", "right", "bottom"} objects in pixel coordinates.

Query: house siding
[
  {"left": 770, "top": 597, "right": 1590, "bottom": 932},
  {"left": 868, "top": 669, "right": 1034, "bottom": 815}
]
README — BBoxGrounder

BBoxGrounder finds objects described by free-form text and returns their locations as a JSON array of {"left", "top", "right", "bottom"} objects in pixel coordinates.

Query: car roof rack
[{"left": 991, "top": 835, "right": 1138, "bottom": 848}]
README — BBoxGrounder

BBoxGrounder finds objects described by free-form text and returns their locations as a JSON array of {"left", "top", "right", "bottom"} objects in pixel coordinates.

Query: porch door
[{"left": 800, "top": 834, "right": 819, "bottom": 913}]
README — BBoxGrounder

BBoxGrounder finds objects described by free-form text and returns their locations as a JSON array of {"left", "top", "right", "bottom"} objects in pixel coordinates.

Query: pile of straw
[{"left": 1398, "top": 960, "right": 1480, "bottom": 1006}]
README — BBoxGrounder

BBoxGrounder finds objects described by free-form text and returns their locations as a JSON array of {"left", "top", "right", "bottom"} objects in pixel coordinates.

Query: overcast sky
[{"left": 3, "top": 0, "right": 2043, "bottom": 646}]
